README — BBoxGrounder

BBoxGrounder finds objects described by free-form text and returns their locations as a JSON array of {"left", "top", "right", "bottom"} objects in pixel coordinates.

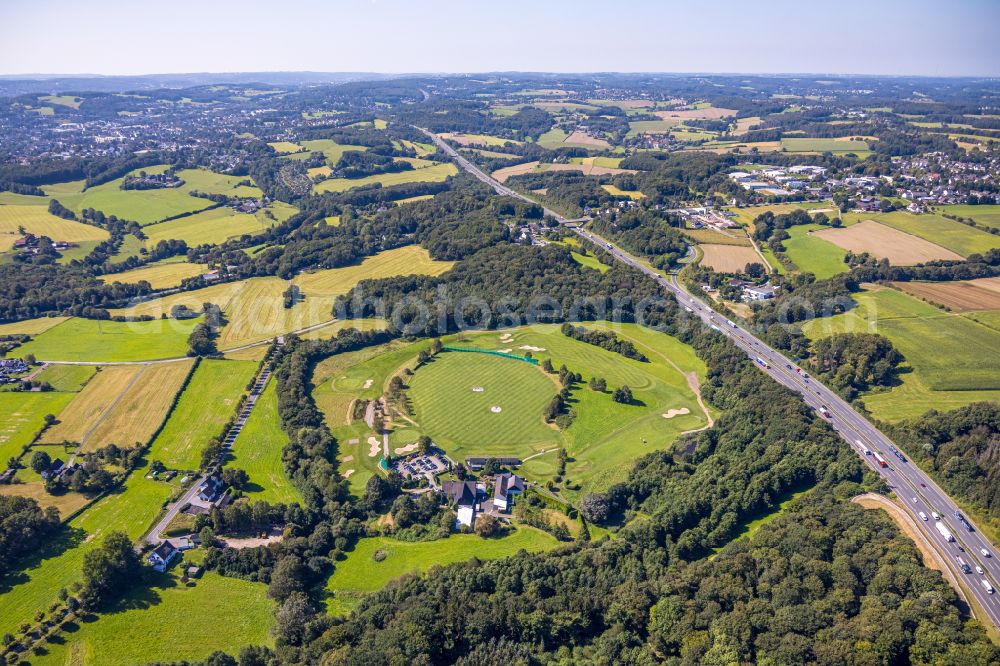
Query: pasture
[
  {"left": 894, "top": 278, "right": 1000, "bottom": 312},
  {"left": 535, "top": 128, "right": 570, "bottom": 149},
  {"left": 283, "top": 139, "right": 368, "bottom": 166},
  {"left": 174, "top": 169, "right": 263, "bottom": 198},
  {"left": 268, "top": 141, "right": 302, "bottom": 153},
  {"left": 70, "top": 180, "right": 214, "bottom": 226},
  {"left": 227, "top": 382, "right": 302, "bottom": 505},
  {"left": 0, "top": 470, "right": 174, "bottom": 637},
  {"left": 99, "top": 259, "right": 208, "bottom": 289},
  {"left": 601, "top": 184, "right": 645, "bottom": 200},
  {"left": 16, "top": 317, "right": 200, "bottom": 362},
  {"left": 0, "top": 392, "right": 75, "bottom": 465},
  {"left": 0, "top": 204, "right": 109, "bottom": 251},
  {"left": 654, "top": 106, "right": 737, "bottom": 120},
  {"left": 312, "top": 162, "right": 457, "bottom": 194},
  {"left": 325, "top": 527, "right": 559, "bottom": 615},
  {"left": 814, "top": 220, "right": 962, "bottom": 264},
  {"left": 0, "top": 475, "right": 90, "bottom": 519},
  {"left": 563, "top": 131, "right": 611, "bottom": 148},
  {"left": 33, "top": 364, "right": 97, "bottom": 392},
  {"left": 780, "top": 137, "right": 870, "bottom": 153},
  {"left": 698, "top": 244, "right": 763, "bottom": 272},
  {"left": 781, "top": 224, "right": 849, "bottom": 278},
  {"left": 141, "top": 203, "right": 295, "bottom": 247},
  {"left": 627, "top": 120, "right": 680, "bottom": 137},
  {"left": 149, "top": 360, "right": 257, "bottom": 469},
  {"left": 803, "top": 285, "right": 1000, "bottom": 421},
  {"left": 30, "top": 571, "right": 273, "bottom": 666},
  {"left": 843, "top": 211, "right": 1000, "bottom": 257},
  {"left": 725, "top": 202, "right": 832, "bottom": 226},
  {"left": 937, "top": 204, "right": 1000, "bottom": 231}
]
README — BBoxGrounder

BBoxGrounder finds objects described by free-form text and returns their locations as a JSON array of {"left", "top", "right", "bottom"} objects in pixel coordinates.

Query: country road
[{"left": 422, "top": 128, "right": 1000, "bottom": 629}]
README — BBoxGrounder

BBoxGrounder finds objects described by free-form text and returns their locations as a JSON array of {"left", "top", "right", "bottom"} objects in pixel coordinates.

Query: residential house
[
  {"left": 743, "top": 284, "right": 777, "bottom": 301},
  {"left": 492, "top": 474, "right": 525, "bottom": 512},
  {"left": 147, "top": 541, "right": 180, "bottom": 572}
]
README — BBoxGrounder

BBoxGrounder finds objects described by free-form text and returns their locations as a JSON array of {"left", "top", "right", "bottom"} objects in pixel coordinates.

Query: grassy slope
[
  {"left": 803, "top": 285, "right": 1000, "bottom": 420},
  {"left": 149, "top": 359, "right": 257, "bottom": 470},
  {"left": 227, "top": 382, "right": 302, "bottom": 505},
  {"left": 17, "top": 317, "right": 201, "bottom": 362}
]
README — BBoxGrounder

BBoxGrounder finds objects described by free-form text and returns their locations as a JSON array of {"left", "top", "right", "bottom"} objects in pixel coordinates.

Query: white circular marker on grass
[
  {"left": 490, "top": 405, "right": 502, "bottom": 413},
  {"left": 471, "top": 386, "right": 485, "bottom": 393}
]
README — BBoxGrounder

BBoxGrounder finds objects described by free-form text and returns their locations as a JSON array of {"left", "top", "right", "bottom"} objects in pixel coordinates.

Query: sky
[{"left": 2, "top": 0, "right": 998, "bottom": 77}]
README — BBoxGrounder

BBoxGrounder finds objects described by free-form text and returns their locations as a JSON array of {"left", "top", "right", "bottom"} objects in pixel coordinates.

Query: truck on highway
[
  {"left": 936, "top": 522, "right": 955, "bottom": 542},
  {"left": 755, "top": 357, "right": 770, "bottom": 369},
  {"left": 887, "top": 445, "right": 907, "bottom": 463},
  {"left": 726, "top": 319, "right": 737, "bottom": 328},
  {"left": 856, "top": 440, "right": 872, "bottom": 456},
  {"left": 872, "top": 451, "right": 888, "bottom": 468},
  {"left": 957, "top": 557, "right": 972, "bottom": 574},
  {"left": 983, "top": 579, "right": 995, "bottom": 594}
]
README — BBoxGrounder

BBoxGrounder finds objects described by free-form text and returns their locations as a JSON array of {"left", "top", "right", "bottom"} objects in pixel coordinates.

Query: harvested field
[
  {"left": 894, "top": 278, "right": 1000, "bottom": 312},
  {"left": 602, "top": 184, "right": 645, "bottom": 200},
  {"left": 563, "top": 131, "right": 610, "bottom": 148},
  {"left": 99, "top": 260, "right": 208, "bottom": 289},
  {"left": 814, "top": 220, "right": 963, "bottom": 264},
  {"left": 698, "top": 244, "right": 763, "bottom": 272},
  {"left": 493, "top": 161, "right": 540, "bottom": 183},
  {"left": 655, "top": 107, "right": 737, "bottom": 120},
  {"left": 0, "top": 480, "right": 91, "bottom": 519},
  {"left": 682, "top": 228, "right": 752, "bottom": 246},
  {"left": 0, "top": 204, "right": 109, "bottom": 251},
  {"left": 438, "top": 132, "right": 521, "bottom": 147},
  {"left": 39, "top": 366, "right": 144, "bottom": 444}
]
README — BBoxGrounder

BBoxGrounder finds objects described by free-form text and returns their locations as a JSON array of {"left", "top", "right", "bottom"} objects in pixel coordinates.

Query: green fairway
[
  {"left": 407, "top": 349, "right": 563, "bottom": 458},
  {"left": 0, "top": 392, "right": 76, "bottom": 464},
  {"left": 149, "top": 359, "right": 258, "bottom": 470},
  {"left": 28, "top": 571, "right": 273, "bottom": 666},
  {"left": 842, "top": 210, "right": 1000, "bottom": 257},
  {"left": 312, "top": 162, "right": 457, "bottom": 194},
  {"left": 937, "top": 204, "right": 1000, "bottom": 231},
  {"left": 17, "top": 317, "right": 201, "bottom": 362},
  {"left": 325, "top": 527, "right": 560, "bottom": 614},
  {"left": 227, "top": 382, "right": 302, "bottom": 505},
  {"left": 803, "top": 285, "right": 1000, "bottom": 421},
  {"left": 782, "top": 224, "right": 848, "bottom": 278},
  {"left": 32, "top": 363, "right": 97, "bottom": 391},
  {"left": 0, "top": 470, "right": 173, "bottom": 637}
]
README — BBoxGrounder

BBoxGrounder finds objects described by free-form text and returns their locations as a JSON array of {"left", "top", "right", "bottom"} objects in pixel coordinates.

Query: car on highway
[
  {"left": 932, "top": 512, "right": 940, "bottom": 520},
  {"left": 981, "top": 548, "right": 992, "bottom": 558},
  {"left": 912, "top": 497, "right": 918, "bottom": 503},
  {"left": 920, "top": 483, "right": 926, "bottom": 488},
  {"left": 977, "top": 565, "right": 985, "bottom": 575}
]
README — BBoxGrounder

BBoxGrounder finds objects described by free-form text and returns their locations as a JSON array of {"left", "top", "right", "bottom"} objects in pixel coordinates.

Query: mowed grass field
[
  {"left": 0, "top": 470, "right": 174, "bottom": 638},
  {"left": 312, "top": 161, "right": 457, "bottom": 194},
  {"left": 782, "top": 224, "right": 849, "bottom": 278},
  {"left": 149, "top": 359, "right": 257, "bottom": 470},
  {"left": 841, "top": 211, "right": 1000, "bottom": 257},
  {"left": 293, "top": 245, "right": 455, "bottom": 299},
  {"left": 803, "top": 285, "right": 1000, "bottom": 420},
  {"left": 780, "top": 137, "right": 870, "bottom": 153},
  {"left": 937, "top": 204, "right": 1000, "bottom": 231},
  {"left": 282, "top": 139, "right": 368, "bottom": 166},
  {"left": 39, "top": 366, "right": 144, "bottom": 444},
  {"left": 141, "top": 202, "right": 297, "bottom": 248},
  {"left": 227, "top": 382, "right": 302, "bottom": 505},
  {"left": 30, "top": 571, "right": 273, "bottom": 666},
  {"left": 0, "top": 392, "right": 76, "bottom": 464},
  {"left": 325, "top": 527, "right": 559, "bottom": 615},
  {"left": 33, "top": 364, "right": 97, "bottom": 391},
  {"left": 99, "top": 259, "right": 208, "bottom": 289},
  {"left": 16, "top": 317, "right": 201, "bottom": 362},
  {"left": 407, "top": 351, "right": 563, "bottom": 458},
  {"left": 0, "top": 204, "right": 109, "bottom": 251}
]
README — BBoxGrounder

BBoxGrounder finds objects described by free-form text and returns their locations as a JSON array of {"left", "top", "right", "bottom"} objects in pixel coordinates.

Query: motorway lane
[{"left": 423, "top": 129, "right": 1000, "bottom": 626}]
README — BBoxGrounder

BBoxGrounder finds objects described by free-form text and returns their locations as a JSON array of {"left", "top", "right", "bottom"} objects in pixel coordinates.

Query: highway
[{"left": 422, "top": 128, "right": 1000, "bottom": 629}]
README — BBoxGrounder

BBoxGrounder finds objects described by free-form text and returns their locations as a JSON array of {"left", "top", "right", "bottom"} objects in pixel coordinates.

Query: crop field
[
  {"left": 681, "top": 228, "right": 752, "bottom": 246},
  {"left": 698, "top": 243, "right": 764, "bottom": 272},
  {"left": 17, "top": 317, "right": 200, "bottom": 362},
  {"left": 149, "top": 360, "right": 257, "bottom": 469},
  {"left": 408, "top": 351, "right": 561, "bottom": 458},
  {"left": 780, "top": 137, "right": 870, "bottom": 153},
  {"left": 0, "top": 392, "right": 76, "bottom": 464},
  {"left": 0, "top": 316, "right": 67, "bottom": 336},
  {"left": 227, "top": 382, "right": 302, "bottom": 505},
  {"left": 814, "top": 220, "right": 963, "bottom": 264},
  {"left": 894, "top": 277, "right": 1000, "bottom": 312},
  {"left": 842, "top": 211, "right": 1000, "bottom": 257},
  {"left": 33, "top": 364, "right": 97, "bottom": 392},
  {"left": 601, "top": 184, "right": 645, "bottom": 200},
  {"left": 312, "top": 161, "right": 457, "bottom": 194},
  {"left": 99, "top": 259, "right": 208, "bottom": 289},
  {"left": 0, "top": 474, "right": 91, "bottom": 519},
  {"left": 268, "top": 141, "right": 302, "bottom": 153},
  {"left": 0, "top": 204, "right": 109, "bottom": 251},
  {"left": 731, "top": 116, "right": 762, "bottom": 135},
  {"left": 803, "top": 285, "right": 1000, "bottom": 420},
  {"left": 671, "top": 128, "right": 717, "bottom": 142},
  {"left": 283, "top": 139, "right": 368, "bottom": 166},
  {"left": 492, "top": 161, "right": 540, "bottom": 183},
  {"left": 31, "top": 571, "right": 273, "bottom": 666},
  {"left": 563, "top": 131, "right": 611, "bottom": 148},
  {"left": 781, "top": 224, "right": 849, "bottom": 278},
  {"left": 438, "top": 132, "right": 521, "bottom": 147},
  {"left": 627, "top": 120, "right": 680, "bottom": 137},
  {"left": 325, "top": 527, "right": 559, "bottom": 615},
  {"left": 0, "top": 469, "right": 174, "bottom": 638},
  {"left": 938, "top": 204, "right": 1000, "bottom": 231},
  {"left": 654, "top": 106, "right": 737, "bottom": 120},
  {"left": 141, "top": 203, "right": 296, "bottom": 247},
  {"left": 37, "top": 366, "right": 144, "bottom": 444}
]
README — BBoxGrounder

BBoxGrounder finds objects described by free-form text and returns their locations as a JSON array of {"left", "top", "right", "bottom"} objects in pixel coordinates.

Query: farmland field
[
  {"left": 149, "top": 359, "right": 257, "bottom": 469},
  {"left": 601, "top": 184, "right": 645, "bottom": 200},
  {"left": 0, "top": 316, "right": 67, "bottom": 336},
  {"left": 681, "top": 228, "right": 752, "bottom": 246},
  {"left": 0, "top": 392, "right": 76, "bottom": 464},
  {"left": 725, "top": 201, "right": 831, "bottom": 226},
  {"left": 293, "top": 245, "right": 454, "bottom": 302},
  {"left": 937, "top": 204, "right": 1000, "bottom": 231},
  {"left": 283, "top": 139, "right": 368, "bottom": 165},
  {"left": 654, "top": 107, "right": 737, "bottom": 120},
  {"left": 268, "top": 141, "right": 302, "bottom": 153},
  {"left": 173, "top": 168, "right": 263, "bottom": 198},
  {"left": 803, "top": 285, "right": 1000, "bottom": 420},
  {"left": 563, "top": 131, "right": 610, "bottom": 148},
  {"left": 698, "top": 244, "right": 763, "bottom": 272},
  {"left": 99, "top": 259, "right": 208, "bottom": 289},
  {"left": 0, "top": 204, "right": 109, "bottom": 251},
  {"left": 38, "top": 366, "right": 144, "bottom": 444},
  {"left": 0, "top": 470, "right": 174, "bottom": 638},
  {"left": 535, "top": 128, "right": 569, "bottom": 149},
  {"left": 325, "top": 527, "right": 559, "bottom": 615},
  {"left": 16, "top": 317, "right": 200, "bottom": 362},
  {"left": 141, "top": 203, "right": 295, "bottom": 247},
  {"left": 627, "top": 120, "right": 680, "bottom": 137},
  {"left": 32, "top": 363, "right": 97, "bottom": 391},
  {"left": 30, "top": 571, "right": 273, "bottom": 666},
  {"left": 227, "top": 382, "right": 302, "bottom": 505},
  {"left": 894, "top": 278, "right": 1000, "bottom": 312},
  {"left": 782, "top": 224, "right": 849, "bottom": 278},
  {"left": 780, "top": 137, "right": 870, "bottom": 153},
  {"left": 438, "top": 132, "right": 521, "bottom": 147},
  {"left": 814, "top": 220, "right": 963, "bottom": 264},
  {"left": 312, "top": 162, "right": 457, "bottom": 194},
  {"left": 842, "top": 211, "right": 1000, "bottom": 257},
  {"left": 68, "top": 180, "right": 214, "bottom": 226}
]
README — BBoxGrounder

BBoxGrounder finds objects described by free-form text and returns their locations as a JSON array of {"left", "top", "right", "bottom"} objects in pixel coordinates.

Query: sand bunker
[
  {"left": 342, "top": 455, "right": 354, "bottom": 463},
  {"left": 499, "top": 333, "right": 514, "bottom": 342},
  {"left": 348, "top": 438, "right": 359, "bottom": 445},
  {"left": 519, "top": 345, "right": 546, "bottom": 352},
  {"left": 394, "top": 442, "right": 419, "bottom": 455},
  {"left": 367, "top": 437, "right": 381, "bottom": 457},
  {"left": 343, "top": 469, "right": 355, "bottom": 479},
  {"left": 491, "top": 405, "right": 503, "bottom": 413},
  {"left": 498, "top": 348, "right": 512, "bottom": 353},
  {"left": 362, "top": 379, "right": 373, "bottom": 389},
  {"left": 662, "top": 408, "right": 691, "bottom": 419}
]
